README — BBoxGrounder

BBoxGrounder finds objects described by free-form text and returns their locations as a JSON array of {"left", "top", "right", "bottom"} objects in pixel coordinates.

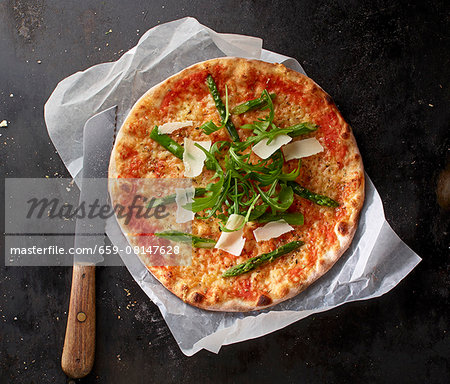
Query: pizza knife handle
[{"left": 61, "top": 264, "right": 96, "bottom": 379}]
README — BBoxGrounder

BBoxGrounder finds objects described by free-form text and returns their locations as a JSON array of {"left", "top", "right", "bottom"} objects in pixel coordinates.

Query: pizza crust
[{"left": 109, "top": 57, "right": 365, "bottom": 312}]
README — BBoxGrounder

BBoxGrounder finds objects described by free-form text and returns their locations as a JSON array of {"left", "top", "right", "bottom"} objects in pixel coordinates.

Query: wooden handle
[{"left": 61, "top": 264, "right": 96, "bottom": 378}]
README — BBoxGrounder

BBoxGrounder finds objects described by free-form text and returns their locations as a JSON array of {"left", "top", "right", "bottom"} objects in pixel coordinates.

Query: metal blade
[
  {"left": 74, "top": 106, "right": 117, "bottom": 264},
  {"left": 82, "top": 105, "right": 118, "bottom": 179}
]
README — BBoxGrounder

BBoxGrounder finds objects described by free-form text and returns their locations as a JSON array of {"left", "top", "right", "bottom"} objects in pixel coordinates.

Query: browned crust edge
[{"left": 108, "top": 57, "right": 365, "bottom": 312}]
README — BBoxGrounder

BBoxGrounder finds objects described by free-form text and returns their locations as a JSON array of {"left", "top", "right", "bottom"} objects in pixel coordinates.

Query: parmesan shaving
[
  {"left": 214, "top": 214, "right": 246, "bottom": 256},
  {"left": 252, "top": 134, "right": 292, "bottom": 159},
  {"left": 282, "top": 137, "right": 324, "bottom": 161},
  {"left": 159, "top": 121, "right": 194, "bottom": 134},
  {"left": 175, "top": 187, "right": 195, "bottom": 223},
  {"left": 183, "top": 138, "right": 211, "bottom": 177},
  {"left": 253, "top": 220, "right": 294, "bottom": 242}
]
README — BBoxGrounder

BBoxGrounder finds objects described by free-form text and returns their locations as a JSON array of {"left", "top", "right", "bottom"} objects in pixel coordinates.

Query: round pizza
[{"left": 109, "top": 57, "right": 364, "bottom": 312}]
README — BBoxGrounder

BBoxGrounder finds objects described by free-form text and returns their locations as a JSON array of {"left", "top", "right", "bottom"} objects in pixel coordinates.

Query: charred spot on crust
[
  {"left": 338, "top": 221, "right": 349, "bottom": 235},
  {"left": 352, "top": 176, "right": 362, "bottom": 188},
  {"left": 324, "top": 94, "right": 334, "bottom": 105},
  {"left": 256, "top": 294, "right": 272, "bottom": 307},
  {"left": 192, "top": 292, "right": 205, "bottom": 304},
  {"left": 355, "top": 153, "right": 361, "bottom": 161},
  {"left": 119, "top": 183, "right": 131, "bottom": 193},
  {"left": 341, "top": 125, "right": 351, "bottom": 140}
]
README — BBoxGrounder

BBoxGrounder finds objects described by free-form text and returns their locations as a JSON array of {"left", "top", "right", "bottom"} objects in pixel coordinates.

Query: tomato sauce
[
  {"left": 159, "top": 70, "right": 209, "bottom": 115},
  {"left": 232, "top": 278, "right": 258, "bottom": 300},
  {"left": 317, "top": 111, "right": 348, "bottom": 165},
  {"left": 121, "top": 156, "right": 143, "bottom": 178}
]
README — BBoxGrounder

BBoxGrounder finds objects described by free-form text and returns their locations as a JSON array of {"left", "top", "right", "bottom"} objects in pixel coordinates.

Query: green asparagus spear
[
  {"left": 287, "top": 122, "right": 318, "bottom": 137},
  {"left": 206, "top": 75, "right": 240, "bottom": 142},
  {"left": 255, "top": 212, "right": 304, "bottom": 226},
  {"left": 150, "top": 126, "right": 184, "bottom": 159},
  {"left": 154, "top": 231, "right": 216, "bottom": 248},
  {"left": 287, "top": 181, "right": 339, "bottom": 207},
  {"left": 149, "top": 126, "right": 216, "bottom": 171},
  {"left": 222, "top": 240, "right": 304, "bottom": 277},
  {"left": 231, "top": 93, "right": 276, "bottom": 115}
]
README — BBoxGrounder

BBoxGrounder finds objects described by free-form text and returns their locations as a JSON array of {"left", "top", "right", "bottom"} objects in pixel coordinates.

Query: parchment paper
[{"left": 44, "top": 17, "right": 421, "bottom": 356}]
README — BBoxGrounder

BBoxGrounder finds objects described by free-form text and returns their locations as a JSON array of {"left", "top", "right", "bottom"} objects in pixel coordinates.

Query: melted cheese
[
  {"left": 253, "top": 220, "right": 294, "bottom": 242},
  {"left": 252, "top": 134, "right": 292, "bottom": 159},
  {"left": 214, "top": 214, "right": 246, "bottom": 256},
  {"left": 159, "top": 121, "right": 194, "bottom": 134},
  {"left": 282, "top": 138, "right": 324, "bottom": 161},
  {"left": 183, "top": 139, "right": 211, "bottom": 177},
  {"left": 175, "top": 187, "right": 195, "bottom": 223}
]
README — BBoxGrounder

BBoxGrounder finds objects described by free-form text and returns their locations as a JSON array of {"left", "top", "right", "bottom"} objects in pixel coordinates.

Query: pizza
[{"left": 109, "top": 57, "right": 364, "bottom": 312}]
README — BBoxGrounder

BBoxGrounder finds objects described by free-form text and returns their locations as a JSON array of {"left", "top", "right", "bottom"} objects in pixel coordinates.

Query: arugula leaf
[
  {"left": 278, "top": 160, "right": 302, "bottom": 182},
  {"left": 204, "top": 140, "right": 230, "bottom": 170},
  {"left": 219, "top": 194, "right": 260, "bottom": 232},
  {"left": 256, "top": 181, "right": 294, "bottom": 213},
  {"left": 248, "top": 204, "right": 269, "bottom": 221},
  {"left": 189, "top": 144, "right": 225, "bottom": 213},
  {"left": 200, "top": 121, "right": 222, "bottom": 135}
]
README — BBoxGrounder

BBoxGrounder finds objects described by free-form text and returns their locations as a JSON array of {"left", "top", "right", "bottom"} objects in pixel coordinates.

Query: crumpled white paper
[{"left": 44, "top": 17, "right": 421, "bottom": 356}]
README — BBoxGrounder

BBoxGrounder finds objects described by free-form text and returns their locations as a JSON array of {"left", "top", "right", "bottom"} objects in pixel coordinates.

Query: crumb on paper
[
  {"left": 9, "top": 93, "right": 13, "bottom": 98},
  {"left": 428, "top": 103, "right": 434, "bottom": 107},
  {"left": 37, "top": 60, "right": 42, "bottom": 64},
  {"left": 0, "top": 120, "right": 7, "bottom": 127},
  {"left": 105, "top": 29, "right": 112, "bottom": 35}
]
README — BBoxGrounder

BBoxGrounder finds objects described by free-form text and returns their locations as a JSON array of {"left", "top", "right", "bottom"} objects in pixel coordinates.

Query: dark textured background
[{"left": 0, "top": 1, "right": 449, "bottom": 383}]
